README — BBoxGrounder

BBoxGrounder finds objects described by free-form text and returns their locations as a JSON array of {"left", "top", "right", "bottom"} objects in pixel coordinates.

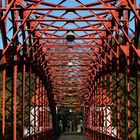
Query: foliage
[
  {"left": 57, "top": 109, "right": 83, "bottom": 132},
  {"left": 0, "top": 71, "right": 36, "bottom": 139}
]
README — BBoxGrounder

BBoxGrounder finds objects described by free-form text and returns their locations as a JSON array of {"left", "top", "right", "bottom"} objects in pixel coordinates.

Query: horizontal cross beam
[{"left": 1, "top": 7, "right": 140, "bottom": 11}]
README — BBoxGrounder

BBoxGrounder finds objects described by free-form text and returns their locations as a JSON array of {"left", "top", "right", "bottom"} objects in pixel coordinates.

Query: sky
[{"left": 0, "top": 0, "right": 138, "bottom": 50}]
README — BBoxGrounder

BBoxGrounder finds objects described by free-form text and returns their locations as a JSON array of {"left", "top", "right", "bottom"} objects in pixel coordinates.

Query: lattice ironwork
[{"left": 0, "top": 0, "right": 140, "bottom": 140}]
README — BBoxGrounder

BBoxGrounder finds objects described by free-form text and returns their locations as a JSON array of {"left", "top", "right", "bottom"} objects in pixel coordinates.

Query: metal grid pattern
[{"left": 0, "top": 0, "right": 140, "bottom": 139}]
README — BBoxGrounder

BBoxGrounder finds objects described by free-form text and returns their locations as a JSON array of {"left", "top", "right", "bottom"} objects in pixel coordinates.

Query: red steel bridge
[{"left": 0, "top": 0, "right": 140, "bottom": 140}]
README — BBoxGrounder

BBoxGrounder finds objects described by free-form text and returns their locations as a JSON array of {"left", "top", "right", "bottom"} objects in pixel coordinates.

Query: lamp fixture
[{"left": 66, "top": 31, "right": 75, "bottom": 42}]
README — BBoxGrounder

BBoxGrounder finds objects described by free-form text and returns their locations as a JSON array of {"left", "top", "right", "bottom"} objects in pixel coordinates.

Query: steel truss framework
[{"left": 0, "top": 0, "right": 140, "bottom": 140}]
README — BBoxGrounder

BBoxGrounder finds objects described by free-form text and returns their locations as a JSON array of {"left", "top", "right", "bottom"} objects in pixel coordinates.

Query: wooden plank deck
[{"left": 56, "top": 133, "right": 88, "bottom": 140}]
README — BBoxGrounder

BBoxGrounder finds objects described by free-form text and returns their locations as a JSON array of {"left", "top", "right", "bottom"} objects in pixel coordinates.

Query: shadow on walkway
[{"left": 54, "top": 132, "right": 88, "bottom": 140}]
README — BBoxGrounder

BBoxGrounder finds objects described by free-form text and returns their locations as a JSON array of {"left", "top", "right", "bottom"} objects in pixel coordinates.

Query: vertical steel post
[
  {"left": 13, "top": 64, "right": 17, "bottom": 140},
  {"left": 22, "top": 64, "right": 25, "bottom": 139},
  {"left": 126, "top": 50, "right": 131, "bottom": 139},
  {"left": 2, "top": 65, "right": 6, "bottom": 137},
  {"left": 28, "top": 66, "right": 31, "bottom": 138}
]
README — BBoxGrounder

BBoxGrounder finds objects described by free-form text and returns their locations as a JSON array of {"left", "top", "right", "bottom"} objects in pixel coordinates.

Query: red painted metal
[
  {"left": 0, "top": 0, "right": 140, "bottom": 139},
  {"left": 13, "top": 63, "right": 17, "bottom": 140},
  {"left": 2, "top": 67, "right": 6, "bottom": 137}
]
